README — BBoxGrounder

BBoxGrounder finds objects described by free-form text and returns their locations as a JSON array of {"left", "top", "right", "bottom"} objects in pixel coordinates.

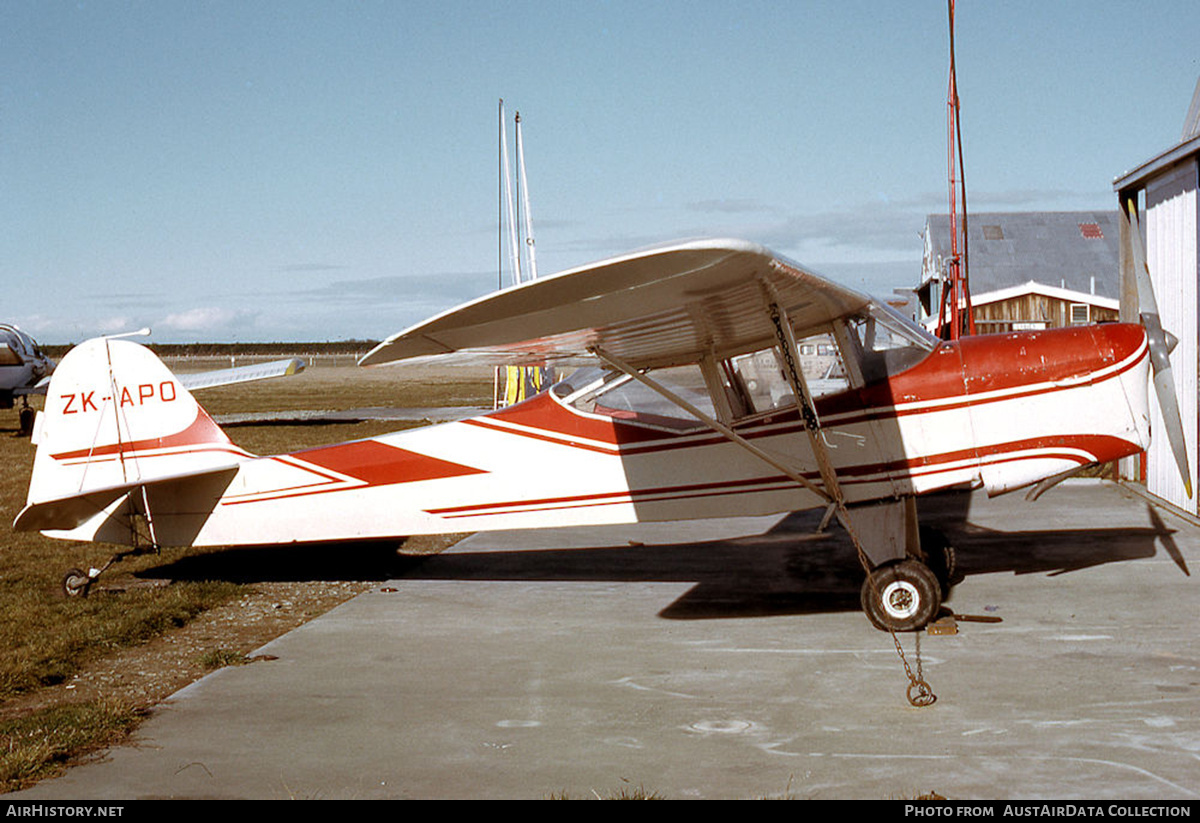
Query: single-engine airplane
[{"left": 12, "top": 224, "right": 1188, "bottom": 632}]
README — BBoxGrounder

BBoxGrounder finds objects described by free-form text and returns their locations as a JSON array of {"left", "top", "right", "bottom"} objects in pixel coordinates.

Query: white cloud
[
  {"left": 95, "top": 316, "right": 144, "bottom": 335},
  {"left": 158, "top": 307, "right": 259, "bottom": 335}
]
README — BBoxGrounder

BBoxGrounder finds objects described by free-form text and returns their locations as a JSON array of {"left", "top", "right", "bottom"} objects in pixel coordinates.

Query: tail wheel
[
  {"left": 62, "top": 568, "right": 92, "bottom": 599},
  {"left": 861, "top": 559, "right": 941, "bottom": 632}
]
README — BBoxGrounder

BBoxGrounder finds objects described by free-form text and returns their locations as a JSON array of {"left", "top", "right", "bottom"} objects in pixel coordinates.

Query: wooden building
[{"left": 919, "top": 211, "right": 1121, "bottom": 334}]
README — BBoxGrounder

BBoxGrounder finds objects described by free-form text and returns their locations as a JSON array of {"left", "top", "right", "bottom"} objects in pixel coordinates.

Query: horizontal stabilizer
[{"left": 14, "top": 465, "right": 239, "bottom": 533}]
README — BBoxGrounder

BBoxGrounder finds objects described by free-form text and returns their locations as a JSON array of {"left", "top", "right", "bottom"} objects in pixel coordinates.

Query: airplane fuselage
[{"left": 32, "top": 322, "right": 1151, "bottom": 549}]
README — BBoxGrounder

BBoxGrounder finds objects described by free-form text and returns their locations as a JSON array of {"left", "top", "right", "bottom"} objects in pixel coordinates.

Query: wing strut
[
  {"left": 761, "top": 295, "right": 907, "bottom": 559},
  {"left": 765, "top": 295, "right": 937, "bottom": 707},
  {"left": 589, "top": 346, "right": 832, "bottom": 504},
  {"left": 763, "top": 298, "right": 875, "bottom": 557},
  {"left": 763, "top": 299, "right": 847, "bottom": 516}
]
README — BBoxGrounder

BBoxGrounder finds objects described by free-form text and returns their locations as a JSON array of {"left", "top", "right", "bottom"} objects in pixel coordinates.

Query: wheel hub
[{"left": 882, "top": 580, "right": 920, "bottom": 619}]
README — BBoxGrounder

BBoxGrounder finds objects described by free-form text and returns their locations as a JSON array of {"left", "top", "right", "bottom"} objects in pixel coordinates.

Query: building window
[{"left": 1069, "top": 303, "right": 1090, "bottom": 324}]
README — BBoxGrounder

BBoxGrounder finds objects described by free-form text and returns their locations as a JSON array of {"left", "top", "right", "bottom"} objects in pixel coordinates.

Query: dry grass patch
[{"left": 0, "top": 701, "right": 145, "bottom": 792}]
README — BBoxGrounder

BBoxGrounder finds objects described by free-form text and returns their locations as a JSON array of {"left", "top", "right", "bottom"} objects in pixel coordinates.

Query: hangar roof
[{"left": 924, "top": 211, "right": 1121, "bottom": 299}]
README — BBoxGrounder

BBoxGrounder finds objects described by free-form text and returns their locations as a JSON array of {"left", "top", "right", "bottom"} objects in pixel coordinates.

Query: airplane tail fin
[{"left": 16, "top": 337, "right": 251, "bottom": 534}]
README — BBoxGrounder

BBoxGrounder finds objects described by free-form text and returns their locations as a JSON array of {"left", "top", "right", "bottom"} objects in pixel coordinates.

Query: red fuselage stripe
[{"left": 423, "top": 434, "right": 1133, "bottom": 519}]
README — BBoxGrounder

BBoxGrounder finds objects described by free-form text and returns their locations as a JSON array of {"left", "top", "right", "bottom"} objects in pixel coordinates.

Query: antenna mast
[{"left": 938, "top": 0, "right": 974, "bottom": 339}]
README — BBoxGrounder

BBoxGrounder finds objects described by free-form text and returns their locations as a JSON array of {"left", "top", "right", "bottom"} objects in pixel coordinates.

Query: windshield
[{"left": 847, "top": 303, "right": 938, "bottom": 384}]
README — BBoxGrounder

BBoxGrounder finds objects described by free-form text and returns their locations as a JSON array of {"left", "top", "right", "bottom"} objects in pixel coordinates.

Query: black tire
[
  {"left": 18, "top": 406, "right": 34, "bottom": 437},
  {"left": 861, "top": 559, "right": 941, "bottom": 632},
  {"left": 62, "top": 568, "right": 92, "bottom": 599}
]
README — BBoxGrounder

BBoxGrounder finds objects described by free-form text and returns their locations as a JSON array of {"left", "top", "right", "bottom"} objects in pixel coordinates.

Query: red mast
[{"left": 937, "top": 0, "right": 975, "bottom": 340}]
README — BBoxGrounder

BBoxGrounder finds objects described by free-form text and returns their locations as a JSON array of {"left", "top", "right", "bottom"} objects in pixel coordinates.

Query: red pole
[{"left": 941, "top": 0, "right": 974, "bottom": 340}]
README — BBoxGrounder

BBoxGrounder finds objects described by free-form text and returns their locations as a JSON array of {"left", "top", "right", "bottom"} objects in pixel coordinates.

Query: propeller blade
[
  {"left": 1152, "top": 363, "right": 1192, "bottom": 498},
  {"left": 1126, "top": 199, "right": 1192, "bottom": 498}
]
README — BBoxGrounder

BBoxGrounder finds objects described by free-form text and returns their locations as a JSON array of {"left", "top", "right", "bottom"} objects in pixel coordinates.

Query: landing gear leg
[
  {"left": 844, "top": 500, "right": 940, "bottom": 705},
  {"left": 18, "top": 400, "right": 34, "bottom": 437},
  {"left": 60, "top": 544, "right": 159, "bottom": 599},
  {"left": 919, "top": 525, "right": 957, "bottom": 597},
  {"left": 845, "top": 499, "right": 948, "bottom": 632}
]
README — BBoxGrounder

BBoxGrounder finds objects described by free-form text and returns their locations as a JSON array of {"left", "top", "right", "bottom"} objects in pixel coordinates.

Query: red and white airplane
[{"left": 13, "top": 226, "right": 1188, "bottom": 632}]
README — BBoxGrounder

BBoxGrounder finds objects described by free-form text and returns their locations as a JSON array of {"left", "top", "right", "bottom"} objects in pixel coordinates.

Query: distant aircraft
[
  {"left": 0, "top": 325, "right": 304, "bottom": 435},
  {"left": 0, "top": 324, "right": 55, "bottom": 433},
  {"left": 12, "top": 227, "right": 1186, "bottom": 641}
]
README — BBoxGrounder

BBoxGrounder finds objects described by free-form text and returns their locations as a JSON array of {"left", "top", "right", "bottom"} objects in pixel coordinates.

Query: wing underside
[{"left": 360, "top": 239, "right": 871, "bottom": 371}]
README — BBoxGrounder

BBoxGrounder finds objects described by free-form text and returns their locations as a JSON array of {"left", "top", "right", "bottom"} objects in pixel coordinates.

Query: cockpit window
[
  {"left": 548, "top": 303, "right": 935, "bottom": 430},
  {"left": 554, "top": 364, "right": 714, "bottom": 431},
  {"left": 0, "top": 327, "right": 37, "bottom": 362}
]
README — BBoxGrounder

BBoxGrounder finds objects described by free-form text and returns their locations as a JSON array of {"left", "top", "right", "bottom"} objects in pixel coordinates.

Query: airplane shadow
[
  {"left": 140, "top": 539, "right": 428, "bottom": 584},
  {"left": 140, "top": 491, "right": 1183, "bottom": 622}
]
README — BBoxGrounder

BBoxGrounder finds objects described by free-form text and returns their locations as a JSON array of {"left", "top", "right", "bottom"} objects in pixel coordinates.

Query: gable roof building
[{"left": 919, "top": 211, "right": 1121, "bottom": 332}]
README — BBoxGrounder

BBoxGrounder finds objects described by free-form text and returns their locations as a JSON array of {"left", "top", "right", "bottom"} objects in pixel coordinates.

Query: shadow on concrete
[
  {"left": 139, "top": 539, "right": 424, "bottom": 584},
  {"left": 919, "top": 492, "right": 1182, "bottom": 578},
  {"left": 138, "top": 489, "right": 1179, "bottom": 622}
]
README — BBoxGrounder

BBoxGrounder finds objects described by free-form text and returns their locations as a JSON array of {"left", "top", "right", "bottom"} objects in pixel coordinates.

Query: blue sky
[{"left": 3, "top": 1, "right": 1199, "bottom": 343}]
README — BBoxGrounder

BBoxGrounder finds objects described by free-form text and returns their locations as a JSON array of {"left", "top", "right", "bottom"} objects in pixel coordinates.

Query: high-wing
[{"left": 360, "top": 239, "right": 871, "bottom": 371}]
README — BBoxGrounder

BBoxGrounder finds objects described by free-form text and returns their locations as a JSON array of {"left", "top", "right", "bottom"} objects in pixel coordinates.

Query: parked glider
[{"left": 13, "top": 235, "right": 1187, "bottom": 631}]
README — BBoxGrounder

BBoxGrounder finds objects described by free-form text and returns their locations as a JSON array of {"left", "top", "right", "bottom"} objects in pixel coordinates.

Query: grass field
[{"left": 0, "top": 359, "right": 494, "bottom": 791}]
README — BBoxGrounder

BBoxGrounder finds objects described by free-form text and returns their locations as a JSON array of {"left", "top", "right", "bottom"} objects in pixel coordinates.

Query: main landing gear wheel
[
  {"left": 62, "top": 568, "right": 93, "bottom": 599},
  {"left": 861, "top": 559, "right": 941, "bottom": 633}
]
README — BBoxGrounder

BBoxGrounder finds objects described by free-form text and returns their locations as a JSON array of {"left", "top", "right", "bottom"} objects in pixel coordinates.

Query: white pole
[
  {"left": 499, "top": 100, "right": 523, "bottom": 286},
  {"left": 516, "top": 111, "right": 538, "bottom": 280}
]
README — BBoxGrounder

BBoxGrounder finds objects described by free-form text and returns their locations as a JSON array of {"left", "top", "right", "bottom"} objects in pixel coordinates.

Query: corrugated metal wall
[{"left": 1145, "top": 158, "right": 1200, "bottom": 514}]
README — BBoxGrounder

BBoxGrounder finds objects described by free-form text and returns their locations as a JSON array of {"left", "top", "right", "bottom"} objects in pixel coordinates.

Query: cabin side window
[
  {"left": 555, "top": 364, "right": 715, "bottom": 431},
  {"left": 0, "top": 345, "right": 22, "bottom": 367},
  {"left": 548, "top": 303, "right": 935, "bottom": 430},
  {"left": 726, "top": 336, "right": 849, "bottom": 418}
]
